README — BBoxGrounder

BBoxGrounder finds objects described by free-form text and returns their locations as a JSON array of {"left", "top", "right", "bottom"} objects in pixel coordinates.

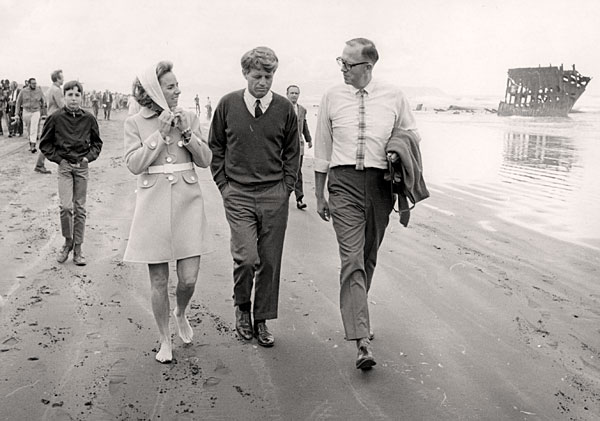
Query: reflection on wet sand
[{"left": 501, "top": 132, "right": 581, "bottom": 201}]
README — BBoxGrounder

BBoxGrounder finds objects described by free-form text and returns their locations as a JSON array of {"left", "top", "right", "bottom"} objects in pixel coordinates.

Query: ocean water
[
  {"left": 301, "top": 95, "right": 600, "bottom": 251},
  {"left": 415, "top": 107, "right": 600, "bottom": 250}
]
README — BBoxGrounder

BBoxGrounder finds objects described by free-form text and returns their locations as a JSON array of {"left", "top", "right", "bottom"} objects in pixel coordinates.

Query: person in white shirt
[{"left": 314, "top": 37, "right": 419, "bottom": 370}]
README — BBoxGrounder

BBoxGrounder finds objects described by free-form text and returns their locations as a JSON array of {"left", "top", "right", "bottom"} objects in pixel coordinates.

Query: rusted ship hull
[{"left": 498, "top": 65, "right": 590, "bottom": 117}]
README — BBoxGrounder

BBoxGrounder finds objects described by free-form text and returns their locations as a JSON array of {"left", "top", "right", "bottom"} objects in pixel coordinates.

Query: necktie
[
  {"left": 255, "top": 99, "right": 263, "bottom": 117},
  {"left": 355, "top": 89, "right": 366, "bottom": 170}
]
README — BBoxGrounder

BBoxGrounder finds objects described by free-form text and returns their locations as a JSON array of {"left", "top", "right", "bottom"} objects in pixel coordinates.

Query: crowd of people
[
  {"left": 1, "top": 37, "right": 428, "bottom": 371},
  {"left": 0, "top": 77, "right": 128, "bottom": 143}
]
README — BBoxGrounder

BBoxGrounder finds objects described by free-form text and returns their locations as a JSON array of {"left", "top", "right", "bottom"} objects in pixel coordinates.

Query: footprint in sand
[
  {"left": 214, "top": 359, "right": 231, "bottom": 375},
  {"left": 203, "top": 377, "right": 221, "bottom": 388},
  {"left": 108, "top": 375, "right": 126, "bottom": 395}
]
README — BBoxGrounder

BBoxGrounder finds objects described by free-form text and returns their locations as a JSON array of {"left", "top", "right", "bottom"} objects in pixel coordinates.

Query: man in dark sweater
[
  {"left": 40, "top": 80, "right": 103, "bottom": 266},
  {"left": 209, "top": 46, "right": 299, "bottom": 347}
]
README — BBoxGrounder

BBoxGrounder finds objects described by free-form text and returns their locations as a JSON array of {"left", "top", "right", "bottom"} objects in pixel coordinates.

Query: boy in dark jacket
[{"left": 40, "top": 81, "right": 103, "bottom": 265}]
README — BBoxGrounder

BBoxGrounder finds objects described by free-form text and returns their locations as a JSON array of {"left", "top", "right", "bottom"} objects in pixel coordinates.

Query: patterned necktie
[
  {"left": 255, "top": 99, "right": 263, "bottom": 117},
  {"left": 355, "top": 89, "right": 366, "bottom": 170}
]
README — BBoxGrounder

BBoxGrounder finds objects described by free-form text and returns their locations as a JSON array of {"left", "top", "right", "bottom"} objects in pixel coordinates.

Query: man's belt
[{"left": 147, "top": 162, "right": 194, "bottom": 174}]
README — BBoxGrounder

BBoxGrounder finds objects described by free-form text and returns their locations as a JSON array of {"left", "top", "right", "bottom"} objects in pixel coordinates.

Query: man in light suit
[{"left": 286, "top": 85, "right": 312, "bottom": 209}]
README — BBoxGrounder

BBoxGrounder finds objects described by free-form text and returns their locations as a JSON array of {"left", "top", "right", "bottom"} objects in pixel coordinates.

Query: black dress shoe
[
  {"left": 296, "top": 200, "right": 307, "bottom": 210},
  {"left": 356, "top": 338, "right": 376, "bottom": 370},
  {"left": 254, "top": 321, "right": 274, "bottom": 347},
  {"left": 235, "top": 307, "right": 253, "bottom": 340},
  {"left": 34, "top": 167, "right": 51, "bottom": 174}
]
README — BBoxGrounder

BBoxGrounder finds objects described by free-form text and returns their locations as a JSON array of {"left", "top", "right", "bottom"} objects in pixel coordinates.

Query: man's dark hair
[
  {"left": 346, "top": 38, "right": 379, "bottom": 65},
  {"left": 64, "top": 80, "right": 83, "bottom": 94},
  {"left": 28, "top": 78, "right": 36, "bottom": 84},
  {"left": 241, "top": 47, "right": 279, "bottom": 75},
  {"left": 286, "top": 85, "right": 300, "bottom": 93}
]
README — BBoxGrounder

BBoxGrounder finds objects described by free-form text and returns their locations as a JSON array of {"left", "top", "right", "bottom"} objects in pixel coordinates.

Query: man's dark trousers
[
  {"left": 222, "top": 179, "right": 290, "bottom": 321},
  {"left": 327, "top": 166, "right": 394, "bottom": 341},
  {"left": 294, "top": 155, "right": 304, "bottom": 202}
]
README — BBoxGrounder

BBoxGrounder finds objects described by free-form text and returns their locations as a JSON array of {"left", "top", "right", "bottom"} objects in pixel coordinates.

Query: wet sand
[{"left": 1, "top": 110, "right": 599, "bottom": 420}]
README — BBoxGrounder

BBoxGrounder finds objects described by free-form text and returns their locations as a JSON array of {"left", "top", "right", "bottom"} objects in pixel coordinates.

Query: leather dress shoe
[
  {"left": 34, "top": 167, "right": 51, "bottom": 174},
  {"left": 73, "top": 251, "right": 87, "bottom": 266},
  {"left": 235, "top": 307, "right": 253, "bottom": 340},
  {"left": 56, "top": 244, "right": 73, "bottom": 263},
  {"left": 356, "top": 338, "right": 376, "bottom": 370},
  {"left": 296, "top": 200, "right": 307, "bottom": 210},
  {"left": 254, "top": 321, "right": 274, "bottom": 347}
]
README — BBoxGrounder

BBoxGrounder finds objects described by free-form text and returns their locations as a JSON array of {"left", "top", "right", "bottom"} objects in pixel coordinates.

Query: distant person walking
[
  {"left": 90, "top": 90, "right": 99, "bottom": 118},
  {"left": 126, "top": 94, "right": 140, "bottom": 116},
  {"left": 0, "top": 79, "right": 9, "bottom": 136},
  {"left": 123, "top": 61, "right": 212, "bottom": 363},
  {"left": 286, "top": 84, "right": 312, "bottom": 210},
  {"left": 39, "top": 80, "right": 103, "bottom": 266},
  {"left": 194, "top": 94, "right": 200, "bottom": 115},
  {"left": 102, "top": 90, "right": 112, "bottom": 120},
  {"left": 314, "top": 38, "right": 421, "bottom": 370},
  {"left": 15, "top": 77, "right": 46, "bottom": 154},
  {"left": 209, "top": 46, "right": 299, "bottom": 347},
  {"left": 205, "top": 97, "right": 212, "bottom": 119},
  {"left": 35, "top": 69, "right": 65, "bottom": 174},
  {"left": 5, "top": 81, "right": 21, "bottom": 137}
]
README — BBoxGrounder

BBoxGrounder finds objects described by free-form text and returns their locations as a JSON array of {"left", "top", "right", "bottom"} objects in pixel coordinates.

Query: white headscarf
[{"left": 137, "top": 64, "right": 170, "bottom": 112}]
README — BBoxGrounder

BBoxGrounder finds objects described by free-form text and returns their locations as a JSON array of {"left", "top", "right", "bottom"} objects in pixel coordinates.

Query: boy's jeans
[{"left": 58, "top": 160, "right": 88, "bottom": 245}]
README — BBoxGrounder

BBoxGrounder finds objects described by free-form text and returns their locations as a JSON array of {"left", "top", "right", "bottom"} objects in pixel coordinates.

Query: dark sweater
[
  {"left": 209, "top": 90, "right": 299, "bottom": 191},
  {"left": 40, "top": 106, "right": 102, "bottom": 164}
]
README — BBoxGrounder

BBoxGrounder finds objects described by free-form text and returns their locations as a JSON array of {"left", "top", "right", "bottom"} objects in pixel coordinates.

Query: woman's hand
[
  {"left": 173, "top": 107, "right": 190, "bottom": 133},
  {"left": 158, "top": 110, "right": 175, "bottom": 138}
]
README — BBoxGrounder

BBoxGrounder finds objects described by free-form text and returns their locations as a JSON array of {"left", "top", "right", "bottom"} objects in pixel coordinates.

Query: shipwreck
[{"left": 497, "top": 64, "right": 591, "bottom": 117}]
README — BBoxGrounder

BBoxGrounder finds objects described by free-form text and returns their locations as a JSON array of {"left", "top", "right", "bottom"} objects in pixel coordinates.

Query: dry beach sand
[{"left": 0, "top": 109, "right": 599, "bottom": 420}]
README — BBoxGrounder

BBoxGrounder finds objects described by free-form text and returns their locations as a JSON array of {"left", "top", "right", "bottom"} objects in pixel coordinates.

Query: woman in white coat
[{"left": 123, "top": 61, "right": 212, "bottom": 363}]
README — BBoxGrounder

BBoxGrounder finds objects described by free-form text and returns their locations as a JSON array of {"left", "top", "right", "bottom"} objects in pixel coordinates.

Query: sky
[{"left": 2, "top": 0, "right": 600, "bottom": 106}]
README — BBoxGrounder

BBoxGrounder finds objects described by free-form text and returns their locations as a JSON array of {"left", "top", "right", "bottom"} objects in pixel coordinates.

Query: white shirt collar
[
  {"left": 244, "top": 89, "right": 273, "bottom": 115},
  {"left": 349, "top": 78, "right": 376, "bottom": 96}
]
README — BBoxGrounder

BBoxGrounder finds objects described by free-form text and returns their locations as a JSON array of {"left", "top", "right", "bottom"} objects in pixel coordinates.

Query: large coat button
[
  {"left": 168, "top": 175, "right": 174, "bottom": 181},
  {"left": 166, "top": 156, "right": 173, "bottom": 163}
]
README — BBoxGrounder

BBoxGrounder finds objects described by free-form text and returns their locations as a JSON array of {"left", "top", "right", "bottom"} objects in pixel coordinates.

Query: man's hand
[
  {"left": 307, "top": 141, "right": 313, "bottom": 149},
  {"left": 387, "top": 151, "right": 399, "bottom": 163},
  {"left": 316, "top": 196, "right": 330, "bottom": 222}
]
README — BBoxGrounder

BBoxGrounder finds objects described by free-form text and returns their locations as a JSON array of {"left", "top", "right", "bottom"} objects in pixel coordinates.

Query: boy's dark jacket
[
  {"left": 40, "top": 106, "right": 103, "bottom": 164},
  {"left": 384, "top": 128, "right": 430, "bottom": 227}
]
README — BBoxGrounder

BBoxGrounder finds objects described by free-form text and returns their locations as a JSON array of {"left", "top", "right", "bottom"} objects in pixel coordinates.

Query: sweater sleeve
[
  {"left": 123, "top": 117, "right": 166, "bottom": 175},
  {"left": 281, "top": 106, "right": 300, "bottom": 192},
  {"left": 208, "top": 100, "right": 228, "bottom": 190}
]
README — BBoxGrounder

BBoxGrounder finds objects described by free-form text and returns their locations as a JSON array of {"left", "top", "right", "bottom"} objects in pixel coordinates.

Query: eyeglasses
[{"left": 336, "top": 57, "right": 370, "bottom": 71}]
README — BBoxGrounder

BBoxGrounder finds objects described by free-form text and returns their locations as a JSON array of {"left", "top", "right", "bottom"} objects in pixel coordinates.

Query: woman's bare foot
[
  {"left": 173, "top": 308, "right": 193, "bottom": 343},
  {"left": 155, "top": 339, "right": 173, "bottom": 363}
]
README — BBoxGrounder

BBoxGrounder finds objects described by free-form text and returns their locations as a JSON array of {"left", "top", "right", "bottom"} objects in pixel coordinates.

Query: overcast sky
[{"left": 2, "top": 0, "right": 599, "bottom": 105}]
